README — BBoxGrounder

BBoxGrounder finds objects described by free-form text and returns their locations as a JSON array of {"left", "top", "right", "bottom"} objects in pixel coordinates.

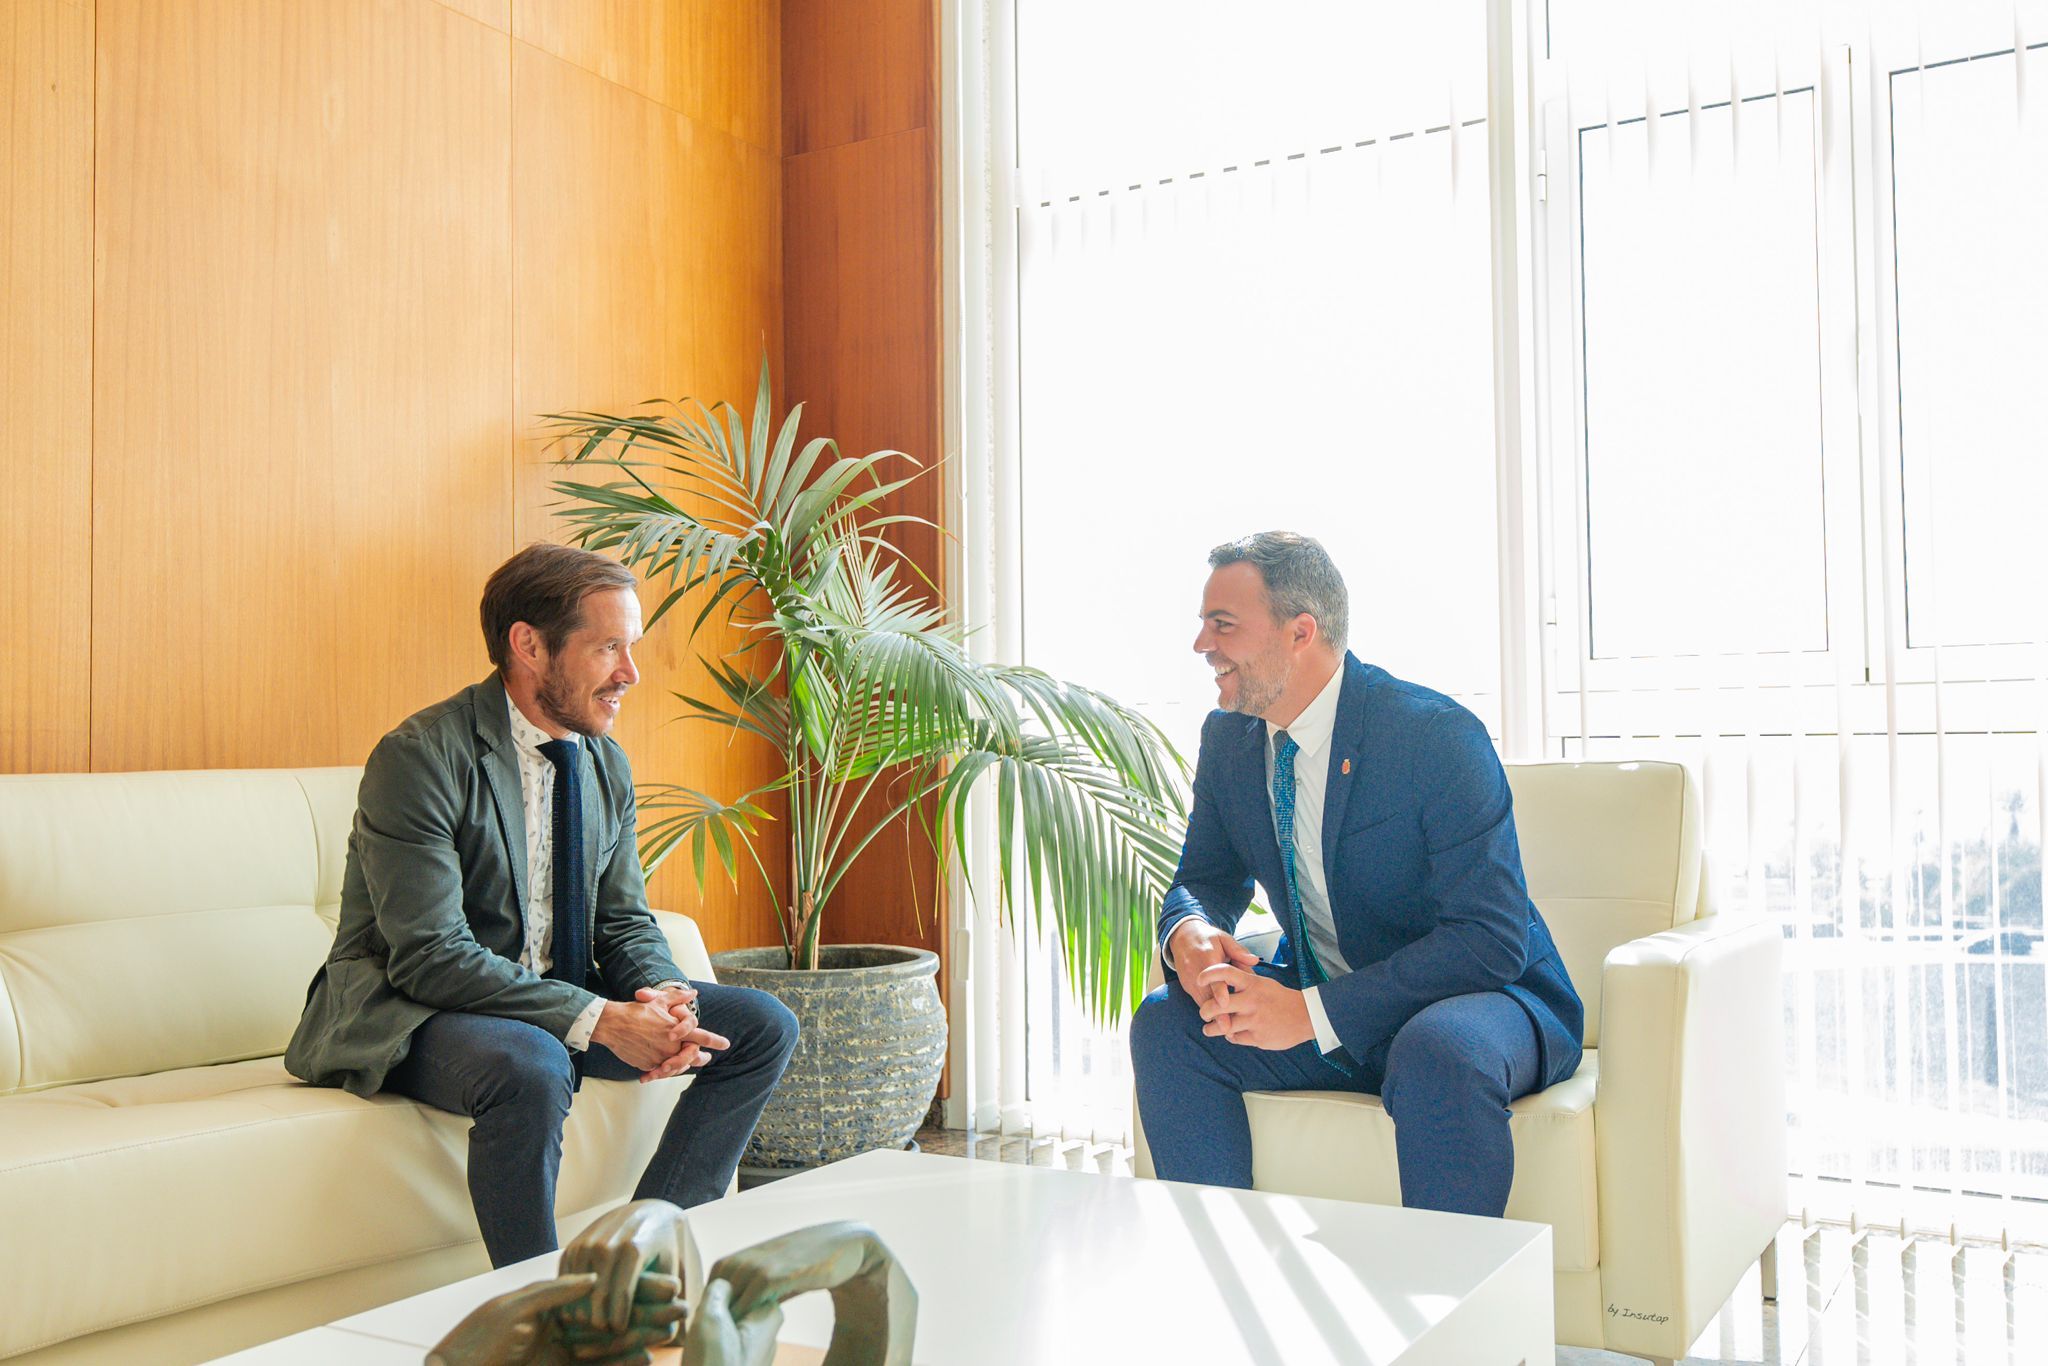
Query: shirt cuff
[
  {"left": 565, "top": 996, "right": 605, "bottom": 1052},
  {"left": 1302, "top": 985, "right": 1341, "bottom": 1055}
]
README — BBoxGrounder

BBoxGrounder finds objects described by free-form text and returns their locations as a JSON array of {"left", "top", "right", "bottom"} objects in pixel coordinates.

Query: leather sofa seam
[
  {"left": 0, "top": 898, "right": 321, "bottom": 933},
  {"left": 0, "top": 1102, "right": 383, "bottom": 1173},
  {"left": 1541, "top": 895, "right": 1684, "bottom": 904},
  {"left": 3, "top": 1049, "right": 304, "bottom": 1097},
  {"left": 12, "top": 1227, "right": 487, "bottom": 1355},
  {"left": 293, "top": 773, "right": 328, "bottom": 910},
  {"left": 0, "top": 965, "right": 25, "bottom": 1094}
]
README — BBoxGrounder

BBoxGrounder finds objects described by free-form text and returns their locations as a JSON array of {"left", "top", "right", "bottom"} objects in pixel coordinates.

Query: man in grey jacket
[{"left": 287, "top": 543, "right": 798, "bottom": 1267}]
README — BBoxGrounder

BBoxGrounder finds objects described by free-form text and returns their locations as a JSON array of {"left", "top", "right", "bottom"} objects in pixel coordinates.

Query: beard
[
  {"left": 1221, "top": 645, "right": 1290, "bottom": 717},
  {"left": 538, "top": 662, "right": 606, "bottom": 737}
]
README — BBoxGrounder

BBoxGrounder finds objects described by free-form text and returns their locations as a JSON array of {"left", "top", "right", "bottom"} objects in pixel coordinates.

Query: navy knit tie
[{"left": 538, "top": 738, "right": 588, "bottom": 992}]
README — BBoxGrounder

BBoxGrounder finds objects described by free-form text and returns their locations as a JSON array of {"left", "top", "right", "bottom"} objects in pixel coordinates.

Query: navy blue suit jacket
[{"left": 1158, "top": 653, "right": 1584, "bottom": 1088}]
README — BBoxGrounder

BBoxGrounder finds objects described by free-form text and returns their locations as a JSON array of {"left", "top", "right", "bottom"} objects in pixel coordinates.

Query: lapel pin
[{"left": 1342, "top": 758, "right": 1352, "bottom": 775}]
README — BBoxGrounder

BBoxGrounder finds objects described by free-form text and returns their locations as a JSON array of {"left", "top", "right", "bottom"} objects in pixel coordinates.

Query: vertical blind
[
  {"left": 993, "top": 1, "right": 1498, "bottom": 1147},
  {"left": 971, "top": 0, "right": 2048, "bottom": 1243},
  {"left": 1539, "top": 0, "right": 2048, "bottom": 1245}
]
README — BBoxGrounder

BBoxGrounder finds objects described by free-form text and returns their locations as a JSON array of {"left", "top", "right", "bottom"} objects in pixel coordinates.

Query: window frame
[
  {"left": 1534, "top": 29, "right": 2048, "bottom": 749},
  {"left": 1864, "top": 33, "right": 2048, "bottom": 692}
]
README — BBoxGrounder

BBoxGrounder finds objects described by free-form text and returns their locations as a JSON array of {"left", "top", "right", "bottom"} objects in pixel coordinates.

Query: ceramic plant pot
[{"left": 709, "top": 944, "right": 946, "bottom": 1171}]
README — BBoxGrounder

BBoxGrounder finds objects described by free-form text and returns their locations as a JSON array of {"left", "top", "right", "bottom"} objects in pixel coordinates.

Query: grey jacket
[{"left": 285, "top": 674, "right": 685, "bottom": 1096}]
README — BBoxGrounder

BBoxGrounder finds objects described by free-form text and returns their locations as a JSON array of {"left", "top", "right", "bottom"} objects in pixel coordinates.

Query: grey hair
[{"left": 1208, "top": 531, "right": 1349, "bottom": 653}]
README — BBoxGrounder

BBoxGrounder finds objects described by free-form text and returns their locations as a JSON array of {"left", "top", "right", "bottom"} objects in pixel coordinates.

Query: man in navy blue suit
[{"left": 1130, "top": 531, "right": 1583, "bottom": 1216}]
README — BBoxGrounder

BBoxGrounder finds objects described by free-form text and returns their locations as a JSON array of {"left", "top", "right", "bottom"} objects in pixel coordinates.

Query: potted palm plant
[{"left": 541, "top": 362, "right": 1184, "bottom": 1171}]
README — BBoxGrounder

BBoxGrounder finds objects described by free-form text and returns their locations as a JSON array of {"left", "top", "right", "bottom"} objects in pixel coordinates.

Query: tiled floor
[{"left": 910, "top": 1126, "right": 2048, "bottom": 1364}]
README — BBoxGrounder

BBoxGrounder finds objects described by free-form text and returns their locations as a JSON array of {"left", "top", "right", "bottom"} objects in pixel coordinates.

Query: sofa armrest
[
  {"left": 1594, "top": 913, "right": 1786, "bottom": 1358},
  {"left": 649, "top": 909, "right": 716, "bottom": 983}
]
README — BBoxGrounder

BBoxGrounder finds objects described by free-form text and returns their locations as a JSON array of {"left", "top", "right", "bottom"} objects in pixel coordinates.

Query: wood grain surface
[
  {"left": 782, "top": 3, "right": 944, "bottom": 960},
  {"left": 90, "top": 0, "right": 516, "bottom": 772},
  {"left": 430, "top": 0, "right": 509, "bottom": 34},
  {"left": 782, "top": 0, "right": 932, "bottom": 155},
  {"left": 512, "top": 39, "right": 786, "bottom": 947},
  {"left": 0, "top": 0, "right": 938, "bottom": 968},
  {"left": 0, "top": 0, "right": 94, "bottom": 773},
  {"left": 514, "top": 0, "right": 779, "bottom": 155}
]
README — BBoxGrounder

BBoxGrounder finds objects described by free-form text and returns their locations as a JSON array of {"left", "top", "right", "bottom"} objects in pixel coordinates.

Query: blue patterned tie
[
  {"left": 1271, "top": 730, "right": 1329, "bottom": 989},
  {"left": 1274, "top": 731, "right": 1350, "bottom": 1075},
  {"left": 538, "top": 739, "right": 589, "bottom": 993}
]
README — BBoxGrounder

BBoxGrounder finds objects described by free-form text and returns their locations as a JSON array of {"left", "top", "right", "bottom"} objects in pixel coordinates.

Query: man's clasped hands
[
  {"left": 590, "top": 984, "right": 730, "bottom": 1083},
  {"left": 1168, "top": 919, "right": 1318, "bottom": 1052}
]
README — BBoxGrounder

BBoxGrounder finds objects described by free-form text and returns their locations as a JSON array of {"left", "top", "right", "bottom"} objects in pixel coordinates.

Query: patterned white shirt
[{"left": 506, "top": 696, "right": 606, "bottom": 1050}]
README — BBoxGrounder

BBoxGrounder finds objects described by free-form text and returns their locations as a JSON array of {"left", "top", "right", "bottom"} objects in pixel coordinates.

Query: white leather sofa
[
  {"left": 1134, "top": 760, "right": 1787, "bottom": 1365},
  {"left": 0, "top": 767, "right": 715, "bottom": 1365}
]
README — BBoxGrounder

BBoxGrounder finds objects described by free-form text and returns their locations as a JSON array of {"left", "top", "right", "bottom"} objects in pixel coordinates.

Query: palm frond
[
  {"left": 544, "top": 355, "right": 1187, "bottom": 1016},
  {"left": 918, "top": 733, "right": 1181, "bottom": 1019},
  {"left": 637, "top": 779, "right": 788, "bottom": 941}
]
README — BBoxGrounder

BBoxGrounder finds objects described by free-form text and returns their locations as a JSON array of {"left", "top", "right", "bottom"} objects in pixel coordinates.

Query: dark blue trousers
[
  {"left": 384, "top": 981, "right": 798, "bottom": 1266},
  {"left": 1130, "top": 965, "right": 1542, "bottom": 1216}
]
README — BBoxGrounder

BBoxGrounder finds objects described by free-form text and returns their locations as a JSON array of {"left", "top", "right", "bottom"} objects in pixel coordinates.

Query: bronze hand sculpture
[
  {"left": 558, "top": 1199, "right": 687, "bottom": 1334},
  {"left": 426, "top": 1201, "right": 914, "bottom": 1366},
  {"left": 693, "top": 1220, "right": 916, "bottom": 1366},
  {"left": 423, "top": 1271, "right": 684, "bottom": 1366}
]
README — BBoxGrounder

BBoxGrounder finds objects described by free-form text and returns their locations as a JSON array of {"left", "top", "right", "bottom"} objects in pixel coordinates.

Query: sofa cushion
[
  {"left": 0, "top": 1056, "right": 695, "bottom": 1359},
  {"left": 0, "top": 769, "right": 361, "bottom": 1094},
  {"left": 1244, "top": 1051, "right": 1600, "bottom": 1272}
]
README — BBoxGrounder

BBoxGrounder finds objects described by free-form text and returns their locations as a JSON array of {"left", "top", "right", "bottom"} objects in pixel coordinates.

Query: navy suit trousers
[
  {"left": 1130, "top": 964, "right": 1542, "bottom": 1216},
  {"left": 384, "top": 981, "right": 797, "bottom": 1267}
]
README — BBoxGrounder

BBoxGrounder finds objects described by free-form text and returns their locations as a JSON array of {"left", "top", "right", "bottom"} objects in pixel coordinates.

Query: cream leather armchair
[
  {"left": 1134, "top": 760, "right": 1786, "bottom": 1365},
  {"left": 0, "top": 768, "right": 717, "bottom": 1366}
]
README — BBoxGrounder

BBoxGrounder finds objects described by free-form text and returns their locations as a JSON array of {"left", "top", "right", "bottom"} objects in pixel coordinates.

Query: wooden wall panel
[
  {"left": 689, "top": 114, "right": 785, "bottom": 407},
  {"left": 685, "top": 0, "right": 780, "bottom": 157},
  {"left": 510, "top": 46, "right": 695, "bottom": 549},
  {"left": 782, "top": 0, "right": 932, "bottom": 155},
  {"left": 782, "top": 128, "right": 941, "bottom": 593},
  {"left": 90, "top": 0, "right": 515, "bottom": 771},
  {"left": 0, "top": 0, "right": 93, "bottom": 773},
  {"left": 783, "top": 112, "right": 942, "bottom": 955},
  {"left": 513, "top": 0, "right": 778, "bottom": 154},
  {"left": 7, "top": 0, "right": 787, "bottom": 947},
  {"left": 431, "top": 0, "right": 509, "bottom": 33},
  {"left": 512, "top": 43, "right": 784, "bottom": 950}
]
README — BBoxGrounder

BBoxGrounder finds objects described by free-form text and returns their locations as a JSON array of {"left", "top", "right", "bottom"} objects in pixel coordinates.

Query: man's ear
[
  {"left": 508, "top": 620, "right": 546, "bottom": 670},
  {"left": 1292, "top": 614, "right": 1318, "bottom": 651}
]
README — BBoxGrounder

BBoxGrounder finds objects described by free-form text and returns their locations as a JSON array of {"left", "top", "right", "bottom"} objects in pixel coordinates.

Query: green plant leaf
[{"left": 544, "top": 353, "right": 1188, "bottom": 1020}]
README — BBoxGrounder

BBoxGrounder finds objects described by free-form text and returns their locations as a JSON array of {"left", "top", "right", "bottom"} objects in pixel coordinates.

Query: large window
[
  {"left": 1893, "top": 45, "right": 2048, "bottom": 650},
  {"left": 972, "top": 0, "right": 2048, "bottom": 1238},
  {"left": 1012, "top": 1, "right": 1498, "bottom": 759},
  {"left": 1000, "top": 0, "right": 1497, "bottom": 1143},
  {"left": 1577, "top": 90, "right": 1831, "bottom": 661},
  {"left": 1539, "top": 0, "right": 2048, "bottom": 1238}
]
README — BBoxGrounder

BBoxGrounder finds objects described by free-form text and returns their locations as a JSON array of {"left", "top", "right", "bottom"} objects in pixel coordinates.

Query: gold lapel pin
[{"left": 1341, "top": 758, "right": 1352, "bottom": 775}]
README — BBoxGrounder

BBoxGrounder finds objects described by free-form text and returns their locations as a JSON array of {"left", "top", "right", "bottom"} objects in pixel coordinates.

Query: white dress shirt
[
  {"left": 506, "top": 698, "right": 606, "bottom": 1050},
  {"left": 1265, "top": 663, "right": 1351, "bottom": 1055}
]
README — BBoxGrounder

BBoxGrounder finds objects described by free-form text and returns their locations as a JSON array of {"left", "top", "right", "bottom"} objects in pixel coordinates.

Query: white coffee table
[{"left": 213, "top": 1149, "right": 1553, "bottom": 1364}]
